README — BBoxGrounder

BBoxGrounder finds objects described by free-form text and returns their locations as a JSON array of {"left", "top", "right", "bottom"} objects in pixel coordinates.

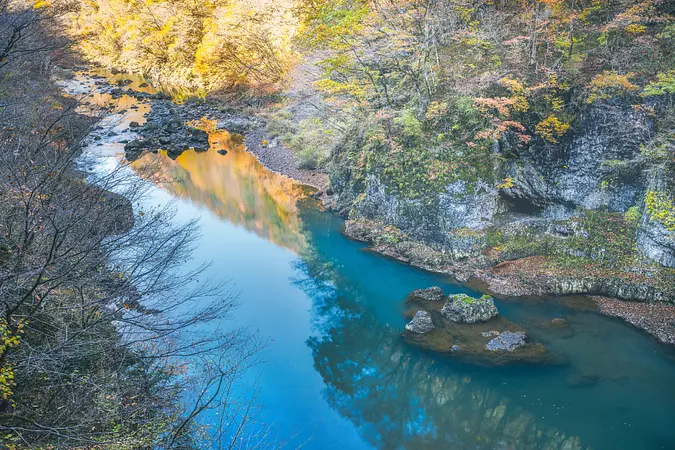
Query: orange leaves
[
  {"left": 474, "top": 97, "right": 517, "bottom": 118},
  {"left": 473, "top": 76, "right": 533, "bottom": 145}
]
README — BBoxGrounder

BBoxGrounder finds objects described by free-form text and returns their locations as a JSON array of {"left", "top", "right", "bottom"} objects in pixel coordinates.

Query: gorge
[{"left": 2, "top": 0, "right": 675, "bottom": 448}]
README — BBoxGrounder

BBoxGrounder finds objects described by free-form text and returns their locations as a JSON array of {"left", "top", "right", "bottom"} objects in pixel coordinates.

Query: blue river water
[{"left": 70, "top": 73, "right": 675, "bottom": 450}]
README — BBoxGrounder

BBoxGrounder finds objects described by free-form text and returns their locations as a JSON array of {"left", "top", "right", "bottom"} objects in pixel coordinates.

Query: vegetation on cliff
[
  {"left": 282, "top": 0, "right": 675, "bottom": 289},
  {"left": 288, "top": 0, "right": 674, "bottom": 188}
]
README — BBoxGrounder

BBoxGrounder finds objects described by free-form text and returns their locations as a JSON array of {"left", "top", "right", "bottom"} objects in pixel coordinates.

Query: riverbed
[{"left": 63, "top": 71, "right": 675, "bottom": 450}]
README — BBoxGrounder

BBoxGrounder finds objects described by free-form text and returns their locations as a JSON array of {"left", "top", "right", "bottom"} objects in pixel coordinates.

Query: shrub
[
  {"left": 642, "top": 71, "right": 675, "bottom": 97},
  {"left": 536, "top": 115, "right": 571, "bottom": 143},
  {"left": 625, "top": 206, "right": 641, "bottom": 223},
  {"left": 645, "top": 190, "right": 675, "bottom": 231},
  {"left": 286, "top": 118, "right": 336, "bottom": 170},
  {"left": 586, "top": 71, "right": 639, "bottom": 103}
]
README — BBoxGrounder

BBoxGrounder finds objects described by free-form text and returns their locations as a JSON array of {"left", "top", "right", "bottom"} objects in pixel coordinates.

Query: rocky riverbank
[
  {"left": 594, "top": 296, "right": 675, "bottom": 345},
  {"left": 98, "top": 78, "right": 328, "bottom": 189},
  {"left": 342, "top": 217, "right": 675, "bottom": 345}
]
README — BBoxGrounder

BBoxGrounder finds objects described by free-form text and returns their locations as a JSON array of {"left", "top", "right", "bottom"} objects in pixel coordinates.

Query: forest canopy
[{"left": 71, "top": 0, "right": 297, "bottom": 92}]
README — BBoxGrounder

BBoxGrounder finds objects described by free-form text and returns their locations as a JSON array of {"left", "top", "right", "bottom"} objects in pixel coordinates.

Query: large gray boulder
[
  {"left": 217, "top": 116, "right": 255, "bottom": 134},
  {"left": 441, "top": 294, "right": 498, "bottom": 324},
  {"left": 405, "top": 311, "right": 434, "bottom": 334}
]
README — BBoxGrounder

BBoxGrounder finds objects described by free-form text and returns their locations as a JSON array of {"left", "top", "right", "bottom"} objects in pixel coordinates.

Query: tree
[{"left": 0, "top": 2, "right": 268, "bottom": 448}]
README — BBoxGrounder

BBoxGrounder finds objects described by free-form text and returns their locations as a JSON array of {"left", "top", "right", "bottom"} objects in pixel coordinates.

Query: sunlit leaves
[
  {"left": 586, "top": 71, "right": 639, "bottom": 103},
  {"left": 535, "top": 115, "right": 570, "bottom": 144}
]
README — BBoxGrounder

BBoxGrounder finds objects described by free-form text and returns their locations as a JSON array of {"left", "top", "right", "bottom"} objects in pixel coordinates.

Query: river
[{"left": 63, "top": 71, "right": 675, "bottom": 450}]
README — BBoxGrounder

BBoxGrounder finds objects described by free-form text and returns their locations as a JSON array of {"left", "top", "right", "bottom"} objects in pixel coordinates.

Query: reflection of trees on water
[
  {"left": 133, "top": 131, "right": 309, "bottom": 253},
  {"left": 293, "top": 245, "right": 585, "bottom": 450}
]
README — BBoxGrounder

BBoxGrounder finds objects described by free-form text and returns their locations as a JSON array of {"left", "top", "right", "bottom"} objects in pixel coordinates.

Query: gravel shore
[
  {"left": 593, "top": 296, "right": 675, "bottom": 345},
  {"left": 244, "top": 127, "right": 328, "bottom": 190}
]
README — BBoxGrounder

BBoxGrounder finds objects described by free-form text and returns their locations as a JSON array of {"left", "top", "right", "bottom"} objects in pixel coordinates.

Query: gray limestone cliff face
[
  {"left": 501, "top": 102, "right": 651, "bottom": 214},
  {"left": 637, "top": 168, "right": 675, "bottom": 268},
  {"left": 346, "top": 176, "right": 501, "bottom": 251},
  {"left": 326, "top": 100, "right": 675, "bottom": 271}
]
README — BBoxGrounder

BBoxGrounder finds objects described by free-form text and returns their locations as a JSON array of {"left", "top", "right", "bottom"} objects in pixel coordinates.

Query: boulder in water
[
  {"left": 405, "top": 311, "right": 434, "bottom": 334},
  {"left": 441, "top": 293, "right": 498, "bottom": 323},
  {"left": 406, "top": 286, "right": 444, "bottom": 305},
  {"left": 402, "top": 289, "right": 557, "bottom": 365}
]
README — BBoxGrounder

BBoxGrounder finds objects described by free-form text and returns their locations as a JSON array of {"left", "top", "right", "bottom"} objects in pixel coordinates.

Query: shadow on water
[{"left": 72, "top": 71, "right": 675, "bottom": 450}]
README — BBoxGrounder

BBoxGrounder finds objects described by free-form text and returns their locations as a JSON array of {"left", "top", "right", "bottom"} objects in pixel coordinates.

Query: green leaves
[{"left": 642, "top": 71, "right": 675, "bottom": 97}]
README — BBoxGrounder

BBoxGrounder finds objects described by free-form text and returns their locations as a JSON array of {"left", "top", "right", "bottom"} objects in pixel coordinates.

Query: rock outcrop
[
  {"left": 407, "top": 286, "right": 444, "bottom": 304},
  {"left": 124, "top": 100, "right": 210, "bottom": 161},
  {"left": 405, "top": 311, "right": 434, "bottom": 334},
  {"left": 441, "top": 293, "right": 499, "bottom": 323},
  {"left": 485, "top": 331, "right": 527, "bottom": 352},
  {"left": 328, "top": 99, "right": 675, "bottom": 306}
]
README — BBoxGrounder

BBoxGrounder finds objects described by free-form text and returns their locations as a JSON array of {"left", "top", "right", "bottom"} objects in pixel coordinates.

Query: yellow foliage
[
  {"left": 625, "top": 24, "right": 647, "bottom": 34},
  {"left": 536, "top": 115, "right": 571, "bottom": 143},
  {"left": 645, "top": 191, "right": 675, "bottom": 231},
  {"left": 499, "top": 76, "right": 525, "bottom": 93},
  {"left": 497, "top": 177, "right": 516, "bottom": 190},
  {"left": 586, "top": 71, "right": 639, "bottom": 103},
  {"left": 0, "top": 318, "right": 25, "bottom": 401},
  {"left": 73, "top": 0, "right": 296, "bottom": 93}
]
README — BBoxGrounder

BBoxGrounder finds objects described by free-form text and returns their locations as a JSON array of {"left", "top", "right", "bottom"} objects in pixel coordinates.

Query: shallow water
[{"left": 69, "top": 73, "right": 675, "bottom": 450}]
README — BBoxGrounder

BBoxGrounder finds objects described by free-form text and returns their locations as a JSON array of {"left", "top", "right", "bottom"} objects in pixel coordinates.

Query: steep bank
[
  {"left": 283, "top": 1, "right": 675, "bottom": 322},
  {"left": 324, "top": 97, "right": 675, "bottom": 307}
]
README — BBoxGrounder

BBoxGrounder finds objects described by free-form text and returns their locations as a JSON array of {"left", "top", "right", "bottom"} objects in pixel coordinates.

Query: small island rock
[
  {"left": 407, "top": 286, "right": 444, "bottom": 304},
  {"left": 405, "top": 311, "right": 434, "bottom": 334},
  {"left": 442, "top": 294, "right": 498, "bottom": 324}
]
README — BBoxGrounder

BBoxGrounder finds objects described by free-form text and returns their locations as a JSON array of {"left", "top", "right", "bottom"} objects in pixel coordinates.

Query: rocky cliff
[{"left": 324, "top": 99, "right": 675, "bottom": 303}]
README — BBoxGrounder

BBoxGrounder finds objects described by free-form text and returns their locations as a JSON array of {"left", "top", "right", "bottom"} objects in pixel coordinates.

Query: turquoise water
[{"left": 71, "top": 74, "right": 675, "bottom": 450}]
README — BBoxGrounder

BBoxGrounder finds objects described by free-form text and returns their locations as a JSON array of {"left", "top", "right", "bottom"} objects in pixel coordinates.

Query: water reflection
[
  {"left": 132, "top": 131, "right": 309, "bottom": 253},
  {"left": 293, "top": 250, "right": 585, "bottom": 450}
]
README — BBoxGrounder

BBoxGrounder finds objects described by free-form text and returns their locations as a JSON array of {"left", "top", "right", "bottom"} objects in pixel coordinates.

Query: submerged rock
[
  {"left": 485, "top": 331, "right": 527, "bottom": 352},
  {"left": 441, "top": 294, "right": 498, "bottom": 323},
  {"left": 407, "top": 286, "right": 444, "bottom": 305},
  {"left": 405, "top": 311, "right": 434, "bottom": 334},
  {"left": 551, "top": 318, "right": 567, "bottom": 327},
  {"left": 566, "top": 372, "right": 600, "bottom": 388}
]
